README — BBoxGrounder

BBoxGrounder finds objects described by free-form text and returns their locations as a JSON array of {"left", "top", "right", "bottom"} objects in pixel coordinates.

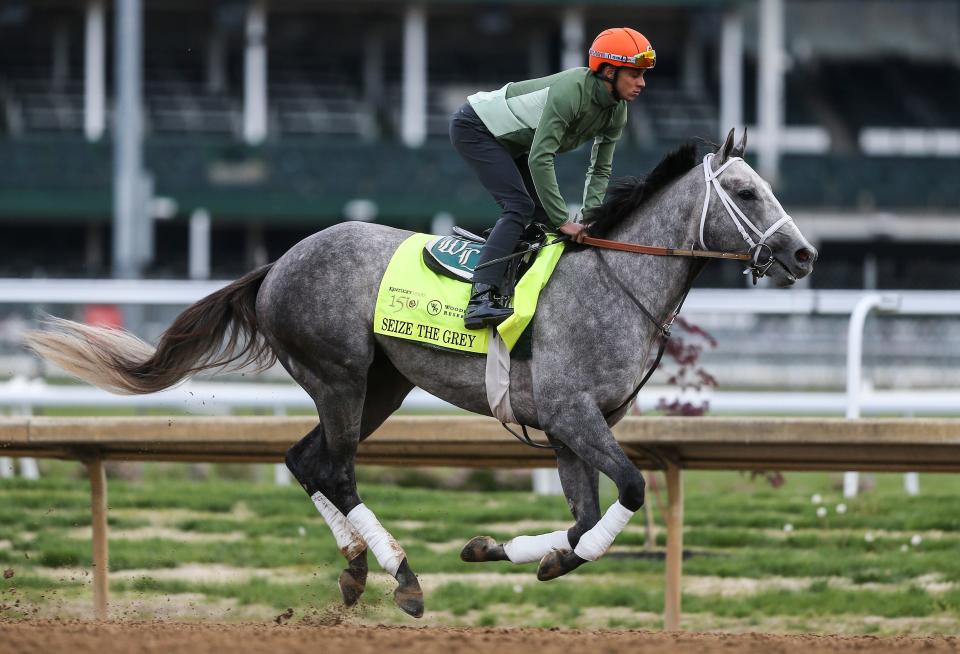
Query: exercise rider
[{"left": 449, "top": 27, "right": 655, "bottom": 330}]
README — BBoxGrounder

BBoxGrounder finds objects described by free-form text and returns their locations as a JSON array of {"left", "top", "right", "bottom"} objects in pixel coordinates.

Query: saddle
[{"left": 422, "top": 222, "right": 550, "bottom": 296}]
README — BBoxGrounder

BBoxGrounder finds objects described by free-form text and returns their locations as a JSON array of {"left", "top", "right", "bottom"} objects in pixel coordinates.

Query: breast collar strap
[{"left": 698, "top": 153, "right": 793, "bottom": 278}]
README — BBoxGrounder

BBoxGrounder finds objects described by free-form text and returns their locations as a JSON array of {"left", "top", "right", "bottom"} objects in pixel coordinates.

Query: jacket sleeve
[
  {"left": 527, "top": 79, "right": 582, "bottom": 228},
  {"left": 581, "top": 108, "right": 626, "bottom": 213}
]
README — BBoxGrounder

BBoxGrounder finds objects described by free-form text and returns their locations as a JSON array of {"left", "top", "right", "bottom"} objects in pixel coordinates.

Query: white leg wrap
[
  {"left": 346, "top": 503, "right": 405, "bottom": 577},
  {"left": 310, "top": 492, "right": 367, "bottom": 561},
  {"left": 573, "top": 501, "right": 635, "bottom": 561},
  {"left": 503, "top": 529, "right": 571, "bottom": 564}
]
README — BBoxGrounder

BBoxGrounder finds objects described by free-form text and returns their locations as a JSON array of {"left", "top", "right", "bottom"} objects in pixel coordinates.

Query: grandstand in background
[{"left": 1, "top": 0, "right": 959, "bottom": 289}]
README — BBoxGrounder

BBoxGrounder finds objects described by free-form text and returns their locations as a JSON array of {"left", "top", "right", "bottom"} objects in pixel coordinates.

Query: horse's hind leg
[{"left": 461, "top": 436, "right": 601, "bottom": 565}]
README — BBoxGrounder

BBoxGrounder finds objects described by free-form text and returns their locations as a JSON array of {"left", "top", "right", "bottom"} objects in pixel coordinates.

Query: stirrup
[
  {"left": 464, "top": 307, "right": 513, "bottom": 330},
  {"left": 464, "top": 284, "right": 513, "bottom": 330}
]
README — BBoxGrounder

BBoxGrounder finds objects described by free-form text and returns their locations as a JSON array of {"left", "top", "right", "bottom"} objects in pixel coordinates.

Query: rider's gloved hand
[{"left": 558, "top": 221, "right": 587, "bottom": 243}]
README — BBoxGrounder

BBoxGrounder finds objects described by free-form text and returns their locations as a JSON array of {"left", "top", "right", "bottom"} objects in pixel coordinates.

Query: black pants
[{"left": 449, "top": 102, "right": 548, "bottom": 287}]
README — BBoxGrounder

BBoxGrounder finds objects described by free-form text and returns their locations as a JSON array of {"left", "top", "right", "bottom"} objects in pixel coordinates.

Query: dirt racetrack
[{"left": 1, "top": 620, "right": 958, "bottom": 654}]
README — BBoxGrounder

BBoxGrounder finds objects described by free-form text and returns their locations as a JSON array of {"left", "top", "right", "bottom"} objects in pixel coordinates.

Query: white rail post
[
  {"left": 243, "top": 0, "right": 268, "bottom": 145},
  {"left": 560, "top": 6, "right": 585, "bottom": 71},
  {"left": 843, "top": 293, "right": 900, "bottom": 498},
  {"left": 17, "top": 402, "right": 39, "bottom": 480},
  {"left": 18, "top": 458, "right": 40, "bottom": 480},
  {"left": 401, "top": 4, "right": 428, "bottom": 148},
  {"left": 757, "top": 0, "right": 785, "bottom": 183},
  {"left": 112, "top": 0, "right": 146, "bottom": 279},
  {"left": 904, "top": 472, "right": 920, "bottom": 496},
  {"left": 273, "top": 404, "right": 291, "bottom": 486},
  {"left": 189, "top": 209, "right": 212, "bottom": 280},
  {"left": 84, "top": 0, "right": 106, "bottom": 142},
  {"left": 719, "top": 6, "right": 744, "bottom": 139},
  {"left": 532, "top": 469, "right": 563, "bottom": 495},
  {"left": 903, "top": 409, "right": 920, "bottom": 495}
]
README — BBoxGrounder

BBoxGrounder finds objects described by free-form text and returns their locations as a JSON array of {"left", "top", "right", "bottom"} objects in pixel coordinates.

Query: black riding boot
[{"left": 463, "top": 283, "right": 513, "bottom": 330}]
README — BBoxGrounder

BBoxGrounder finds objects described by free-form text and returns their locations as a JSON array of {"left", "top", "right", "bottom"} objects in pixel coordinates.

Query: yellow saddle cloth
[{"left": 373, "top": 233, "right": 565, "bottom": 354}]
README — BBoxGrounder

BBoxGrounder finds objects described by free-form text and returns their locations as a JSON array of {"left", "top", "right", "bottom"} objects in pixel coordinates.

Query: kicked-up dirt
[{"left": 0, "top": 620, "right": 957, "bottom": 654}]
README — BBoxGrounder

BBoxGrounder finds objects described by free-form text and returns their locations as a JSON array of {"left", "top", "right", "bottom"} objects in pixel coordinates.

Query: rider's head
[{"left": 588, "top": 27, "right": 655, "bottom": 102}]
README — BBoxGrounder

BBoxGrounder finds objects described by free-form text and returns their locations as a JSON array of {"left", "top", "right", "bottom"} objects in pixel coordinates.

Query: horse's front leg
[
  {"left": 536, "top": 404, "right": 645, "bottom": 581},
  {"left": 460, "top": 436, "right": 601, "bottom": 566}
]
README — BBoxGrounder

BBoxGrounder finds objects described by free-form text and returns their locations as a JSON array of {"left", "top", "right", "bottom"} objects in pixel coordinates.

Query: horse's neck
[{"left": 601, "top": 172, "right": 703, "bottom": 322}]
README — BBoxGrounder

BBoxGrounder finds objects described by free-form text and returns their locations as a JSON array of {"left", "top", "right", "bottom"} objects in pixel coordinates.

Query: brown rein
[{"left": 580, "top": 235, "right": 752, "bottom": 262}]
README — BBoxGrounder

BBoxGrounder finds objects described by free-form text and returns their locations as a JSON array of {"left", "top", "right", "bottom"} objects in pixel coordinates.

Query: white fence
[
  {"left": 3, "top": 280, "right": 960, "bottom": 495},
  {"left": 3, "top": 278, "right": 959, "bottom": 313},
  {"left": 4, "top": 377, "right": 960, "bottom": 417}
]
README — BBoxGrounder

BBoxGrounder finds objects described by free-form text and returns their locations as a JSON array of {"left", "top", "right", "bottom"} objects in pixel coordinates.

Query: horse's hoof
[
  {"left": 460, "top": 536, "right": 507, "bottom": 563},
  {"left": 394, "top": 586, "right": 424, "bottom": 618},
  {"left": 393, "top": 557, "right": 424, "bottom": 618},
  {"left": 537, "top": 549, "right": 586, "bottom": 581},
  {"left": 338, "top": 568, "right": 366, "bottom": 606}
]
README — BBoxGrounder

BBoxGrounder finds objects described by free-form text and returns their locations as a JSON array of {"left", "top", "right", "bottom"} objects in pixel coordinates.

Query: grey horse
[{"left": 26, "top": 130, "right": 816, "bottom": 619}]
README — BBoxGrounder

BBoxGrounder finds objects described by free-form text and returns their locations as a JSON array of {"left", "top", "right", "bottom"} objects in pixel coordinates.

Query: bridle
[
  {"left": 698, "top": 152, "right": 795, "bottom": 284},
  {"left": 581, "top": 153, "right": 796, "bottom": 285}
]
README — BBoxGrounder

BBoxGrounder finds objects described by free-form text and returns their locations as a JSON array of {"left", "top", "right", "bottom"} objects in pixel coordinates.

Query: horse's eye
[{"left": 737, "top": 189, "right": 756, "bottom": 201}]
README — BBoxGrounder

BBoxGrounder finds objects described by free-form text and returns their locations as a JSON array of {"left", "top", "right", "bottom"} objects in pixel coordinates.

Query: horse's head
[{"left": 698, "top": 129, "right": 817, "bottom": 287}]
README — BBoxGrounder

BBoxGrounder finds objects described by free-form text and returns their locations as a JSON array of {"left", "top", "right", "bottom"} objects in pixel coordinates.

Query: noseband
[{"left": 698, "top": 153, "right": 795, "bottom": 284}]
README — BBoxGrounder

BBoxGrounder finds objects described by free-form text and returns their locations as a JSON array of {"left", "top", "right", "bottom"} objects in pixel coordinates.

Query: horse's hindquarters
[{"left": 256, "top": 222, "right": 410, "bottom": 368}]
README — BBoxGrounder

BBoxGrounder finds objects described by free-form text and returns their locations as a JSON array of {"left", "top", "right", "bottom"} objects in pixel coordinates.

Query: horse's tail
[{"left": 24, "top": 264, "right": 276, "bottom": 395}]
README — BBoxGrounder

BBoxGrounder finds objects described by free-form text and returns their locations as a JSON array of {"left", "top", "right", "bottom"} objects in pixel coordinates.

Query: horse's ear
[
  {"left": 717, "top": 128, "right": 736, "bottom": 163},
  {"left": 731, "top": 128, "right": 748, "bottom": 158}
]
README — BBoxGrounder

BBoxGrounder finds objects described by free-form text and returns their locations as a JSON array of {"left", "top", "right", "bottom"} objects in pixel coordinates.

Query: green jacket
[{"left": 468, "top": 67, "right": 628, "bottom": 227}]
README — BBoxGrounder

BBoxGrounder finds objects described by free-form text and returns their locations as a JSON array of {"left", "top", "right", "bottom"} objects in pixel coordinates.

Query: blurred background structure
[{"left": 1, "top": 0, "right": 960, "bottom": 395}]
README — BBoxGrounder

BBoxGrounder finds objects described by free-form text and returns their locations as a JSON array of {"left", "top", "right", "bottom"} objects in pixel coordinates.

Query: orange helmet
[{"left": 588, "top": 28, "right": 656, "bottom": 72}]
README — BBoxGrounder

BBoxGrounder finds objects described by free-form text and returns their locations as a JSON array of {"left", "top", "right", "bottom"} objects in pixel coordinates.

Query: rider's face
[{"left": 616, "top": 68, "right": 646, "bottom": 102}]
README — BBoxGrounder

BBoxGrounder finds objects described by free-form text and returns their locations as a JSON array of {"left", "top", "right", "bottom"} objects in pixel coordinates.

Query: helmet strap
[{"left": 595, "top": 65, "right": 622, "bottom": 101}]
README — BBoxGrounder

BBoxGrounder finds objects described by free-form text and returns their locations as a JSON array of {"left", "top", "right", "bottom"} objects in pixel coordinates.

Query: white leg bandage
[
  {"left": 346, "top": 503, "right": 405, "bottom": 577},
  {"left": 503, "top": 529, "right": 571, "bottom": 564},
  {"left": 573, "top": 501, "right": 635, "bottom": 561},
  {"left": 311, "top": 492, "right": 367, "bottom": 560}
]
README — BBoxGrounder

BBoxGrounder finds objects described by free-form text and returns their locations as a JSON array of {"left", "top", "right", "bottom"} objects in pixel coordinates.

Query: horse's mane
[{"left": 582, "top": 142, "right": 700, "bottom": 238}]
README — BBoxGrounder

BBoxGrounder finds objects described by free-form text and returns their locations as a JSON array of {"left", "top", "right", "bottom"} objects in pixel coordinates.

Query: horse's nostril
[{"left": 795, "top": 248, "right": 813, "bottom": 264}]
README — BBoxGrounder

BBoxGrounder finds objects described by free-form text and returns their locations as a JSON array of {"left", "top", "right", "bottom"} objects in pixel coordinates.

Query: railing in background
[
  {"left": 4, "top": 281, "right": 960, "bottom": 494},
  {"left": 5, "top": 414, "right": 960, "bottom": 627}
]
